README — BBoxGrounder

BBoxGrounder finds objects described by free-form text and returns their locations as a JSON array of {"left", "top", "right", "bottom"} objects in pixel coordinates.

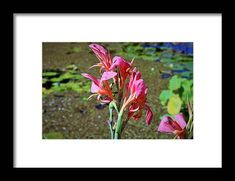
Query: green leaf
[
  {"left": 80, "top": 84, "right": 90, "bottom": 93},
  {"left": 160, "top": 58, "right": 175, "bottom": 63},
  {"left": 109, "top": 101, "right": 119, "bottom": 114},
  {"left": 181, "top": 79, "right": 193, "bottom": 104},
  {"left": 51, "top": 77, "right": 63, "bottom": 82},
  {"left": 143, "top": 47, "right": 156, "bottom": 55},
  {"left": 159, "top": 90, "right": 174, "bottom": 105},
  {"left": 180, "top": 71, "right": 192, "bottom": 78},
  {"left": 169, "top": 75, "right": 181, "bottom": 91},
  {"left": 42, "top": 87, "right": 53, "bottom": 96},
  {"left": 171, "top": 63, "right": 184, "bottom": 69},
  {"left": 51, "top": 72, "right": 83, "bottom": 82},
  {"left": 42, "top": 72, "right": 58, "bottom": 77},
  {"left": 51, "top": 85, "right": 65, "bottom": 92},
  {"left": 60, "top": 72, "right": 81, "bottom": 80},
  {"left": 184, "top": 62, "right": 193, "bottom": 71},
  {"left": 66, "top": 64, "right": 78, "bottom": 70},
  {"left": 182, "top": 79, "right": 193, "bottom": 92},
  {"left": 167, "top": 95, "right": 182, "bottom": 115}
]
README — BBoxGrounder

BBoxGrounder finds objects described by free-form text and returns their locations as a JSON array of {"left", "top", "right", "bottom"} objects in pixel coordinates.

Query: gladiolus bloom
[
  {"left": 122, "top": 68, "right": 153, "bottom": 125},
  {"left": 82, "top": 43, "right": 153, "bottom": 139}
]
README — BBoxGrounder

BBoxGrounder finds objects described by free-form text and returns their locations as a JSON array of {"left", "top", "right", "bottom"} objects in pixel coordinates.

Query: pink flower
[
  {"left": 158, "top": 113, "right": 186, "bottom": 139},
  {"left": 89, "top": 43, "right": 113, "bottom": 72},
  {"left": 83, "top": 43, "right": 153, "bottom": 138},
  {"left": 110, "top": 56, "right": 133, "bottom": 89},
  {"left": 81, "top": 71, "right": 117, "bottom": 103},
  {"left": 122, "top": 68, "right": 153, "bottom": 125}
]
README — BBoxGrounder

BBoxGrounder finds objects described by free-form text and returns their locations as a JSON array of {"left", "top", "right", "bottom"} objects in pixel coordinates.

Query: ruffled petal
[
  {"left": 91, "top": 81, "right": 100, "bottom": 93},
  {"left": 174, "top": 113, "right": 187, "bottom": 129},
  {"left": 158, "top": 116, "right": 175, "bottom": 133},
  {"left": 110, "top": 56, "right": 130, "bottom": 70},
  {"left": 89, "top": 43, "right": 107, "bottom": 55},
  {"left": 145, "top": 104, "right": 153, "bottom": 125},
  {"left": 81, "top": 73, "right": 100, "bottom": 86},
  {"left": 101, "top": 71, "right": 117, "bottom": 81}
]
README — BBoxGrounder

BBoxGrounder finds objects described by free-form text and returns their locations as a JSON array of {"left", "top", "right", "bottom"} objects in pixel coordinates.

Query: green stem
[
  {"left": 186, "top": 114, "right": 193, "bottom": 139},
  {"left": 190, "top": 121, "right": 193, "bottom": 133},
  {"left": 186, "top": 116, "right": 192, "bottom": 130},
  {"left": 109, "top": 108, "right": 114, "bottom": 139},
  {"left": 108, "top": 101, "right": 119, "bottom": 139},
  {"left": 114, "top": 109, "right": 124, "bottom": 139}
]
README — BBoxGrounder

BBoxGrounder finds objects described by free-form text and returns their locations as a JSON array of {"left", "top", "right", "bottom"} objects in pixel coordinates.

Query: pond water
[{"left": 42, "top": 42, "right": 193, "bottom": 139}]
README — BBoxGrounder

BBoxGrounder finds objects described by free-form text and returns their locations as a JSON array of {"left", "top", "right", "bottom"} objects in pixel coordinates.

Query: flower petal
[
  {"left": 157, "top": 116, "right": 175, "bottom": 133},
  {"left": 91, "top": 81, "right": 100, "bottom": 93},
  {"left": 81, "top": 73, "right": 100, "bottom": 86},
  {"left": 145, "top": 104, "right": 153, "bottom": 125},
  {"left": 129, "top": 106, "right": 140, "bottom": 112},
  {"left": 89, "top": 43, "right": 107, "bottom": 55},
  {"left": 174, "top": 113, "right": 187, "bottom": 129},
  {"left": 89, "top": 63, "right": 102, "bottom": 69},
  {"left": 110, "top": 56, "right": 130, "bottom": 70},
  {"left": 101, "top": 71, "right": 117, "bottom": 81},
  {"left": 135, "top": 79, "right": 145, "bottom": 96},
  {"left": 110, "top": 56, "right": 124, "bottom": 68},
  {"left": 127, "top": 104, "right": 138, "bottom": 119},
  {"left": 100, "top": 97, "right": 112, "bottom": 103}
]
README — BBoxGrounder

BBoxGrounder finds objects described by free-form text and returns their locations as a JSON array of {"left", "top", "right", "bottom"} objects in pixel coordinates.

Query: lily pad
[
  {"left": 42, "top": 87, "right": 53, "bottom": 96},
  {"left": 180, "top": 71, "right": 192, "bottom": 78},
  {"left": 51, "top": 82, "right": 90, "bottom": 93},
  {"left": 42, "top": 72, "right": 59, "bottom": 77},
  {"left": 51, "top": 72, "right": 83, "bottom": 82},
  {"left": 160, "top": 58, "right": 175, "bottom": 63},
  {"left": 184, "top": 62, "right": 193, "bottom": 71},
  {"left": 66, "top": 64, "right": 78, "bottom": 70}
]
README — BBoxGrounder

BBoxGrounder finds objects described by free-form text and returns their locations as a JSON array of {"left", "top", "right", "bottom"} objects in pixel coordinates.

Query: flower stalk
[{"left": 114, "top": 110, "right": 124, "bottom": 139}]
